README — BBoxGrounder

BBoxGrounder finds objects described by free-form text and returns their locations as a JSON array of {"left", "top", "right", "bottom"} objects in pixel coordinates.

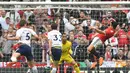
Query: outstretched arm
[
  {"left": 89, "top": 26, "right": 105, "bottom": 35},
  {"left": 7, "top": 36, "right": 20, "bottom": 40}
]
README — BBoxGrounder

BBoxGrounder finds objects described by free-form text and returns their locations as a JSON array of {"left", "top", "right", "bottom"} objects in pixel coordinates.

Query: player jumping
[
  {"left": 87, "top": 21, "right": 119, "bottom": 69},
  {"left": 7, "top": 20, "right": 40, "bottom": 73},
  {"left": 59, "top": 33, "right": 80, "bottom": 73},
  {"left": 48, "top": 23, "right": 62, "bottom": 73}
]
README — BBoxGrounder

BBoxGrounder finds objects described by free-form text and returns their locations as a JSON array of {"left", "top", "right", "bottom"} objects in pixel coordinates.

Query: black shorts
[
  {"left": 16, "top": 44, "right": 33, "bottom": 61},
  {"left": 51, "top": 47, "right": 62, "bottom": 61}
]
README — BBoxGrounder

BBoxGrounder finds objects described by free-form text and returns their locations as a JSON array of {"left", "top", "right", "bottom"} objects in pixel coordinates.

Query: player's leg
[
  {"left": 11, "top": 51, "right": 21, "bottom": 62},
  {"left": 87, "top": 37, "right": 103, "bottom": 69},
  {"left": 51, "top": 47, "right": 62, "bottom": 73},
  {"left": 24, "top": 44, "right": 38, "bottom": 73},
  {"left": 46, "top": 53, "right": 51, "bottom": 67},
  {"left": 65, "top": 55, "right": 80, "bottom": 73},
  {"left": 71, "top": 60, "right": 80, "bottom": 73},
  {"left": 87, "top": 37, "right": 100, "bottom": 58},
  {"left": 28, "top": 60, "right": 38, "bottom": 73},
  {"left": 10, "top": 43, "right": 22, "bottom": 62},
  {"left": 42, "top": 49, "right": 45, "bottom": 63}
]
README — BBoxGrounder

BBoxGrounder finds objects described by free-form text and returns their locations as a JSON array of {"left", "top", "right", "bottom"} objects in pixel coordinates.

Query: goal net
[{"left": 0, "top": 1, "right": 130, "bottom": 73}]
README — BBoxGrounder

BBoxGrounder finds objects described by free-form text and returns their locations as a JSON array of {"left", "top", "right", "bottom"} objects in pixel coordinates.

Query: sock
[
  {"left": 51, "top": 68, "right": 57, "bottom": 73},
  {"left": 11, "top": 57, "right": 17, "bottom": 62},
  {"left": 26, "top": 69, "right": 32, "bottom": 73},
  {"left": 31, "top": 66, "right": 38, "bottom": 73},
  {"left": 90, "top": 49, "right": 100, "bottom": 59},
  {"left": 73, "top": 63, "right": 80, "bottom": 73},
  {"left": 46, "top": 54, "right": 50, "bottom": 67}
]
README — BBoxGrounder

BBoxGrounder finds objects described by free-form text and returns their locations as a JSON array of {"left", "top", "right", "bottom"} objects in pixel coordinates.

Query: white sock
[
  {"left": 11, "top": 57, "right": 17, "bottom": 62},
  {"left": 26, "top": 69, "right": 32, "bottom": 73},
  {"left": 51, "top": 68, "right": 57, "bottom": 73},
  {"left": 31, "top": 66, "right": 38, "bottom": 73},
  {"left": 46, "top": 54, "right": 50, "bottom": 67}
]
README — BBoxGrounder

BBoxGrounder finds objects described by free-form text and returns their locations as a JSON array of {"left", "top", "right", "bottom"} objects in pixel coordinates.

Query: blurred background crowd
[{"left": 0, "top": 0, "right": 129, "bottom": 68}]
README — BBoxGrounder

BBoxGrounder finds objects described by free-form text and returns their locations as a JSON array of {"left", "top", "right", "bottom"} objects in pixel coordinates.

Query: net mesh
[{"left": 0, "top": 2, "right": 130, "bottom": 73}]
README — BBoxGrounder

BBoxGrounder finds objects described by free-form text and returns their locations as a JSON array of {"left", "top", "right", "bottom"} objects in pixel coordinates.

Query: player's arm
[
  {"left": 89, "top": 26, "right": 105, "bottom": 35},
  {"left": 7, "top": 36, "right": 20, "bottom": 40},
  {"left": 48, "top": 39, "right": 52, "bottom": 55},
  {"left": 30, "top": 29, "right": 40, "bottom": 40},
  {"left": 48, "top": 32, "right": 52, "bottom": 55},
  {"left": 7, "top": 30, "right": 20, "bottom": 40}
]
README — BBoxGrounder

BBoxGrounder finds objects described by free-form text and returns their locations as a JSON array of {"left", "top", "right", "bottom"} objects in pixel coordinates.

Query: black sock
[{"left": 90, "top": 49, "right": 100, "bottom": 59}]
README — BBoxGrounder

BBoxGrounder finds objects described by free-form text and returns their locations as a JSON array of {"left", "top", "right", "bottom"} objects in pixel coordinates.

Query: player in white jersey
[
  {"left": 7, "top": 20, "right": 39, "bottom": 73},
  {"left": 48, "top": 23, "right": 62, "bottom": 73}
]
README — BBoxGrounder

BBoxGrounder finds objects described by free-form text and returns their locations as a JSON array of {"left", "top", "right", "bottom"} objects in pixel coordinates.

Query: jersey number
[
  {"left": 53, "top": 35, "right": 61, "bottom": 41},
  {"left": 26, "top": 33, "right": 30, "bottom": 40}
]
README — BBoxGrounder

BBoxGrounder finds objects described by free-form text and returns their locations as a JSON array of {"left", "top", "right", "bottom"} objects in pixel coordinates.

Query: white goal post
[{"left": 0, "top": 1, "right": 130, "bottom": 10}]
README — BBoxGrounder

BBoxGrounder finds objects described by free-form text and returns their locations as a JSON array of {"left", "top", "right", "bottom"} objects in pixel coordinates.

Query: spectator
[
  {"left": 105, "top": 36, "right": 118, "bottom": 57},
  {"left": 127, "top": 25, "right": 130, "bottom": 44},
  {"left": 112, "top": 49, "right": 128, "bottom": 67},
  {"left": 105, "top": 45, "right": 112, "bottom": 61},
  {"left": 75, "top": 30, "right": 88, "bottom": 45},
  {"left": 81, "top": 15, "right": 96, "bottom": 27},
  {"left": 124, "top": 45, "right": 130, "bottom": 59},
  {"left": 74, "top": 22, "right": 83, "bottom": 35},
  {"left": 126, "top": 10, "right": 130, "bottom": 24},
  {"left": 64, "top": 17, "right": 75, "bottom": 35},
  {"left": 69, "top": 32, "right": 78, "bottom": 50},
  {"left": 2, "top": 27, "right": 16, "bottom": 54},
  {"left": 112, "top": 49, "right": 128, "bottom": 61},
  {"left": 79, "top": 11, "right": 86, "bottom": 24},
  {"left": 24, "top": 6, "right": 33, "bottom": 21},
  {"left": 0, "top": 10, "right": 10, "bottom": 30},
  {"left": 75, "top": 30, "right": 86, "bottom": 39},
  {"left": 41, "top": 25, "right": 51, "bottom": 67}
]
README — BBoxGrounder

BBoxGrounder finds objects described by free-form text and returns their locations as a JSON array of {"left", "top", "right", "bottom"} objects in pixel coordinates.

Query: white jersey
[
  {"left": 16, "top": 27, "right": 36, "bottom": 46},
  {"left": 48, "top": 30, "right": 62, "bottom": 47}
]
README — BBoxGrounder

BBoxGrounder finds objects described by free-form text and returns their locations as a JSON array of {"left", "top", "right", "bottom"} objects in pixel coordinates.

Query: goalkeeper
[{"left": 59, "top": 33, "right": 80, "bottom": 73}]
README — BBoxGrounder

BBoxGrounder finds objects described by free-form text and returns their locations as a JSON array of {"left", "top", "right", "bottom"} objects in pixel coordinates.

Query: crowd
[{"left": 0, "top": 4, "right": 129, "bottom": 68}]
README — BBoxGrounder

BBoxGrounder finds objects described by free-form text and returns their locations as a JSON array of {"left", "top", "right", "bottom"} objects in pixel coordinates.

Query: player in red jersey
[{"left": 87, "top": 21, "right": 119, "bottom": 69}]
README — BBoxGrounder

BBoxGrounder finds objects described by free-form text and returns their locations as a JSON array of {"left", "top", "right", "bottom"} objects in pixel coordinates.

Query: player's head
[
  {"left": 51, "top": 23, "right": 57, "bottom": 30},
  {"left": 62, "top": 33, "right": 67, "bottom": 43},
  {"left": 19, "top": 20, "right": 27, "bottom": 27},
  {"left": 111, "top": 21, "right": 118, "bottom": 29}
]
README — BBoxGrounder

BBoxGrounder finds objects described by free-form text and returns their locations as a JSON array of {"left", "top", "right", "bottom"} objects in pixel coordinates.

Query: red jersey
[
  {"left": 88, "top": 33, "right": 95, "bottom": 41},
  {"left": 118, "top": 29, "right": 128, "bottom": 47},
  {"left": 97, "top": 27, "right": 115, "bottom": 43}
]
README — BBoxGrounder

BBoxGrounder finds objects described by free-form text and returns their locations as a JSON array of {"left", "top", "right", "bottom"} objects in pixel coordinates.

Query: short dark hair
[
  {"left": 111, "top": 21, "right": 118, "bottom": 29},
  {"left": 51, "top": 23, "right": 57, "bottom": 30},
  {"left": 6, "top": 17, "right": 10, "bottom": 20},
  {"left": 19, "top": 20, "right": 27, "bottom": 27}
]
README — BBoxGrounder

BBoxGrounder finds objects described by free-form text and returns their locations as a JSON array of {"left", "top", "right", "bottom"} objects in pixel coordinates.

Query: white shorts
[{"left": 90, "top": 37, "right": 103, "bottom": 49}]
